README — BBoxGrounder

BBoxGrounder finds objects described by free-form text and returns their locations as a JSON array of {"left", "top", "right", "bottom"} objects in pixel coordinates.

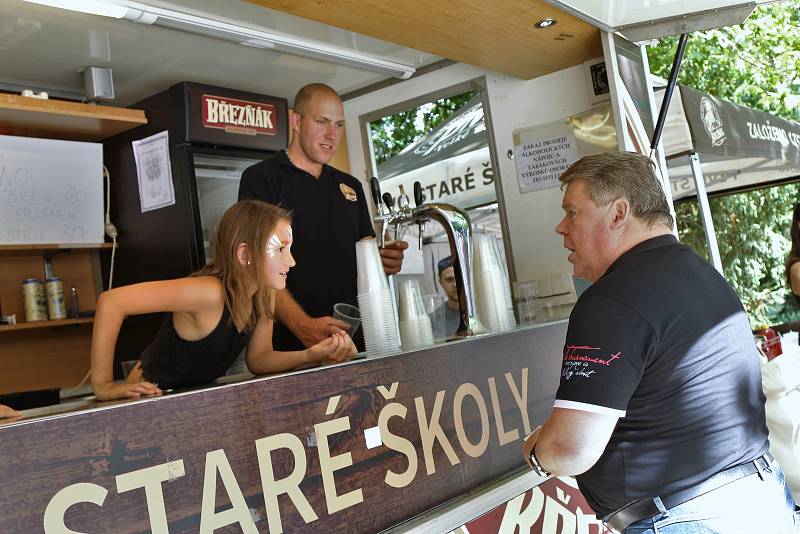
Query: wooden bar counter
[{"left": 0, "top": 320, "right": 567, "bottom": 533}]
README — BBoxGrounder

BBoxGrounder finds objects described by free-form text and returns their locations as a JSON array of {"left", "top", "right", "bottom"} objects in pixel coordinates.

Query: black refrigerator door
[
  {"left": 101, "top": 141, "right": 201, "bottom": 369},
  {"left": 185, "top": 145, "right": 270, "bottom": 267}
]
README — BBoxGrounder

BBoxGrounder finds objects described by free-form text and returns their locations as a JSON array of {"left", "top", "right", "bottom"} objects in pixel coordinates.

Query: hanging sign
[{"left": 512, "top": 123, "right": 579, "bottom": 194}]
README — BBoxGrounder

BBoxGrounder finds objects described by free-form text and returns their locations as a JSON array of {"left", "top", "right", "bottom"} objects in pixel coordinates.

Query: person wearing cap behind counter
[
  {"left": 521, "top": 152, "right": 798, "bottom": 533},
  {"left": 433, "top": 256, "right": 462, "bottom": 337},
  {"left": 238, "top": 83, "right": 408, "bottom": 352}
]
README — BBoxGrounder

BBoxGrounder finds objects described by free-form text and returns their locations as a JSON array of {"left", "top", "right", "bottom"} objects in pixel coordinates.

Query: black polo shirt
[
  {"left": 555, "top": 234, "right": 769, "bottom": 517},
  {"left": 238, "top": 150, "right": 375, "bottom": 351}
]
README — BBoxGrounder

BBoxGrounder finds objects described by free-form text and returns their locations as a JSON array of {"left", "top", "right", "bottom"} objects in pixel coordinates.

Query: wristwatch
[{"left": 529, "top": 444, "right": 552, "bottom": 477}]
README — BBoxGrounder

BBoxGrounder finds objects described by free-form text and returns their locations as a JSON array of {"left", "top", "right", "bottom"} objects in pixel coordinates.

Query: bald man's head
[
  {"left": 293, "top": 83, "right": 341, "bottom": 115},
  {"left": 288, "top": 83, "right": 345, "bottom": 170}
]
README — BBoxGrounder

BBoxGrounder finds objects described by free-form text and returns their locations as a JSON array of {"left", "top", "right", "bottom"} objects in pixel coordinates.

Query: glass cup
[
  {"left": 423, "top": 293, "right": 447, "bottom": 342},
  {"left": 333, "top": 303, "right": 361, "bottom": 337}
]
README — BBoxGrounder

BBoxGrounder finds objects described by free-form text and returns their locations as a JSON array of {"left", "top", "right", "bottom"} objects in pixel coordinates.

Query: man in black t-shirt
[
  {"left": 521, "top": 152, "right": 797, "bottom": 533},
  {"left": 239, "top": 83, "right": 407, "bottom": 352}
]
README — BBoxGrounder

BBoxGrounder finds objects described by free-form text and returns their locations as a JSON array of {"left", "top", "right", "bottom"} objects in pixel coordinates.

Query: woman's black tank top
[{"left": 140, "top": 305, "right": 251, "bottom": 389}]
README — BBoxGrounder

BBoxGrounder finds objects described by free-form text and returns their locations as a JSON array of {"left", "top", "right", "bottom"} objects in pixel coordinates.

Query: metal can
[
  {"left": 45, "top": 277, "right": 67, "bottom": 320},
  {"left": 22, "top": 278, "right": 48, "bottom": 322}
]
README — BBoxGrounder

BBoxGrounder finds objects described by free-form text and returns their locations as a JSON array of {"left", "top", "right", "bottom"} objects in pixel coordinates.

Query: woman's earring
[{"left": 247, "top": 260, "right": 251, "bottom": 265}]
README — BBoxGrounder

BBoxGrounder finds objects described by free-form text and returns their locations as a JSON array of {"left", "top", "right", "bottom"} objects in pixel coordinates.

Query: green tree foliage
[
  {"left": 647, "top": 1, "right": 800, "bottom": 326},
  {"left": 370, "top": 91, "right": 476, "bottom": 166}
]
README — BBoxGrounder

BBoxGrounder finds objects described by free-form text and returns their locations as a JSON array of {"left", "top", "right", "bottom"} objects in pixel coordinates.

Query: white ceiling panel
[
  {"left": 0, "top": 0, "right": 439, "bottom": 105},
  {"left": 547, "top": 0, "right": 771, "bottom": 31}
]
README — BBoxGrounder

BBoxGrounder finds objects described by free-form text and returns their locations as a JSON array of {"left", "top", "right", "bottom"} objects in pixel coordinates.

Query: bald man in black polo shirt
[
  {"left": 522, "top": 152, "right": 797, "bottom": 533},
  {"left": 239, "top": 83, "right": 407, "bottom": 353}
]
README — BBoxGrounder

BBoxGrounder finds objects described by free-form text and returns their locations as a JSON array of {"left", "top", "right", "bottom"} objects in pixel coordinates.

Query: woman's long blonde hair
[{"left": 195, "top": 200, "right": 291, "bottom": 332}]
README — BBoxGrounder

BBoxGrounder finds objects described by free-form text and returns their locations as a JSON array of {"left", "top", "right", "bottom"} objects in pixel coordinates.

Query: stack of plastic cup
[
  {"left": 397, "top": 279, "right": 434, "bottom": 351},
  {"left": 472, "top": 233, "right": 516, "bottom": 333},
  {"left": 356, "top": 240, "right": 401, "bottom": 356}
]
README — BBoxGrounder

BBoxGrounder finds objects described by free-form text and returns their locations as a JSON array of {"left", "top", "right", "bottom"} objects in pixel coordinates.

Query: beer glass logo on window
[{"left": 202, "top": 94, "right": 276, "bottom": 136}]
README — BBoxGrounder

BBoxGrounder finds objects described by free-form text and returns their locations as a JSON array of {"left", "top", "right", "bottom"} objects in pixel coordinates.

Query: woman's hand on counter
[
  {"left": 0, "top": 404, "right": 21, "bottom": 420},
  {"left": 93, "top": 380, "right": 162, "bottom": 401},
  {"left": 307, "top": 331, "right": 356, "bottom": 364}
]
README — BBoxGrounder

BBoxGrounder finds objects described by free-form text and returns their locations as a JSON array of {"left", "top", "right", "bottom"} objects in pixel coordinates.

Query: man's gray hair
[{"left": 559, "top": 152, "right": 674, "bottom": 229}]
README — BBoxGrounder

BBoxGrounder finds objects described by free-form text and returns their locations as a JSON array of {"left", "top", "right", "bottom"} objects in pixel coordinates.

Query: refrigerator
[{"left": 103, "top": 82, "right": 288, "bottom": 367}]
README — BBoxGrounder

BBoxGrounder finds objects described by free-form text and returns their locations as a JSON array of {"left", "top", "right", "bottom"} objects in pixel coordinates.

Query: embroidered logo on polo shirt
[
  {"left": 561, "top": 344, "right": 621, "bottom": 381},
  {"left": 339, "top": 183, "right": 358, "bottom": 202}
]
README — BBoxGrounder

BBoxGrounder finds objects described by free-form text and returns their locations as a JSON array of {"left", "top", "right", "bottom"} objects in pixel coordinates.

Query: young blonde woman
[{"left": 90, "top": 200, "right": 356, "bottom": 401}]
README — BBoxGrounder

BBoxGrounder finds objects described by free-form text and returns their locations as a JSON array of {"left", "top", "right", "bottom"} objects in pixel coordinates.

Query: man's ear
[
  {"left": 609, "top": 198, "right": 631, "bottom": 230},
  {"left": 236, "top": 243, "right": 250, "bottom": 266},
  {"left": 289, "top": 110, "right": 301, "bottom": 133}
]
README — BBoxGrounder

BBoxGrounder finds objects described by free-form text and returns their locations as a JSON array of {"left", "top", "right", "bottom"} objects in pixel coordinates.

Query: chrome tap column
[{"left": 369, "top": 177, "right": 484, "bottom": 337}]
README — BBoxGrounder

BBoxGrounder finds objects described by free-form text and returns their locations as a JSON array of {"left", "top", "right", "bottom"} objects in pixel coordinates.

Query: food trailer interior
[{"left": 0, "top": 0, "right": 782, "bottom": 531}]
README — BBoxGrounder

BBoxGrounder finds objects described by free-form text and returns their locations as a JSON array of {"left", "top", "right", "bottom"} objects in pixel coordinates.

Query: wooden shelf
[
  {"left": 0, "top": 317, "right": 93, "bottom": 333},
  {"left": 0, "top": 243, "right": 114, "bottom": 257},
  {"left": 0, "top": 94, "right": 146, "bottom": 141}
]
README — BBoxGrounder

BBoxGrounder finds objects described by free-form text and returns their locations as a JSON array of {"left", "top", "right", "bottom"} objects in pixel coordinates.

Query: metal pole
[
  {"left": 651, "top": 33, "right": 688, "bottom": 153},
  {"left": 639, "top": 42, "right": 677, "bottom": 237},
  {"left": 689, "top": 152, "right": 723, "bottom": 274}
]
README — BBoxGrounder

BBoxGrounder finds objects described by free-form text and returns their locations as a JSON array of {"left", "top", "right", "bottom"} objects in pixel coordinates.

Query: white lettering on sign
[
  {"left": 255, "top": 433, "right": 318, "bottom": 533},
  {"left": 380, "top": 147, "right": 495, "bottom": 210},
  {"left": 43, "top": 483, "right": 108, "bottom": 533},
  {"left": 747, "top": 120, "right": 800, "bottom": 149},
  {"left": 202, "top": 94, "right": 276, "bottom": 136},
  {"left": 200, "top": 450, "right": 258, "bottom": 533},
  {"left": 115, "top": 460, "right": 185, "bottom": 534},
  {"left": 41, "top": 367, "right": 534, "bottom": 532},
  {"left": 314, "top": 416, "right": 364, "bottom": 514}
]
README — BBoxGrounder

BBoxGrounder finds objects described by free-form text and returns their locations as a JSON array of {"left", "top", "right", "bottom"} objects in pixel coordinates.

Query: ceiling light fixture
[
  {"left": 23, "top": 0, "right": 127, "bottom": 18},
  {"left": 23, "top": 0, "right": 416, "bottom": 79},
  {"left": 534, "top": 18, "right": 558, "bottom": 29}
]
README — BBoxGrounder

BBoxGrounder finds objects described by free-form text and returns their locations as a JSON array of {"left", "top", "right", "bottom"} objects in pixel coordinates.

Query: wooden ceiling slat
[{"left": 246, "top": 1, "right": 602, "bottom": 80}]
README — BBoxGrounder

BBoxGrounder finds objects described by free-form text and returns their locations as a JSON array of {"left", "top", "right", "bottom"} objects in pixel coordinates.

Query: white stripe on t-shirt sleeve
[{"left": 553, "top": 399, "right": 626, "bottom": 417}]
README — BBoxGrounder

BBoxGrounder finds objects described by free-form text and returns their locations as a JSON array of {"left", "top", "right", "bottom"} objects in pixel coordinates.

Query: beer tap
[
  {"left": 369, "top": 176, "right": 483, "bottom": 337},
  {"left": 397, "top": 184, "right": 410, "bottom": 210},
  {"left": 382, "top": 192, "right": 395, "bottom": 213},
  {"left": 370, "top": 177, "right": 390, "bottom": 248},
  {"left": 413, "top": 181, "right": 425, "bottom": 249}
]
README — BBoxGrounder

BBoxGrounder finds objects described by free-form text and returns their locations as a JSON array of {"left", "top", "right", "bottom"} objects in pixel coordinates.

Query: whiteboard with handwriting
[{"left": 0, "top": 135, "right": 103, "bottom": 244}]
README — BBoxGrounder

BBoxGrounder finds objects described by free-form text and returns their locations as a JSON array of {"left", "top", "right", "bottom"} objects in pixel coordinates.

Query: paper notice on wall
[
  {"left": 132, "top": 130, "right": 175, "bottom": 212},
  {"left": 512, "top": 124, "right": 579, "bottom": 194}
]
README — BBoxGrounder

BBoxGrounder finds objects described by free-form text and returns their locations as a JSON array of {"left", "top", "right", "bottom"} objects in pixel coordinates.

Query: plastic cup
[
  {"left": 356, "top": 240, "right": 389, "bottom": 294},
  {"left": 397, "top": 279, "right": 434, "bottom": 349},
  {"left": 357, "top": 290, "right": 401, "bottom": 356},
  {"left": 399, "top": 318, "right": 434, "bottom": 350},
  {"left": 333, "top": 303, "right": 361, "bottom": 337},
  {"left": 397, "top": 279, "right": 428, "bottom": 322}
]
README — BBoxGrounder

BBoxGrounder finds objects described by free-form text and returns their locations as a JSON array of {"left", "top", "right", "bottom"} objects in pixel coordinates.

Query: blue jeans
[{"left": 622, "top": 457, "right": 799, "bottom": 533}]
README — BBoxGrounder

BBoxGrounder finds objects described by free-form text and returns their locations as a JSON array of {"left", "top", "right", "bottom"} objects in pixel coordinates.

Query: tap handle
[
  {"left": 413, "top": 181, "right": 424, "bottom": 206},
  {"left": 398, "top": 184, "right": 410, "bottom": 209},
  {"left": 382, "top": 192, "right": 395, "bottom": 212},
  {"left": 370, "top": 177, "right": 383, "bottom": 212}
]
